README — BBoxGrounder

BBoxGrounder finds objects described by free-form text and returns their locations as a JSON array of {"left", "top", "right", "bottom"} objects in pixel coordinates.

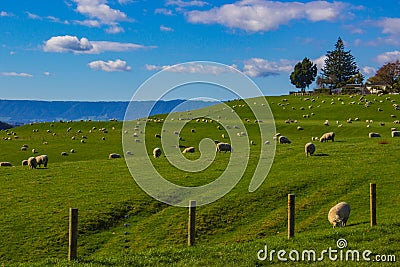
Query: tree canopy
[
  {"left": 290, "top": 57, "right": 317, "bottom": 92},
  {"left": 367, "top": 60, "right": 400, "bottom": 92},
  {"left": 320, "top": 37, "right": 359, "bottom": 89}
]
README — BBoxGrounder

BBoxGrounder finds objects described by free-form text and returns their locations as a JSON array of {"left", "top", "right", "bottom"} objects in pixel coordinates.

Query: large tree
[
  {"left": 290, "top": 57, "right": 317, "bottom": 92},
  {"left": 320, "top": 37, "right": 359, "bottom": 89},
  {"left": 367, "top": 60, "right": 400, "bottom": 92}
]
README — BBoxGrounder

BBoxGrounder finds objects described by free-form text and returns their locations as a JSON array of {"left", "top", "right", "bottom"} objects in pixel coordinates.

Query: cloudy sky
[{"left": 1, "top": 0, "right": 400, "bottom": 100}]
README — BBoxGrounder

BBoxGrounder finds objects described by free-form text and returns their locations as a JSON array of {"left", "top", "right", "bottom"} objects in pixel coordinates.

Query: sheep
[
  {"left": 297, "top": 126, "right": 303, "bottom": 130},
  {"left": 392, "top": 131, "right": 400, "bottom": 137},
  {"left": 250, "top": 140, "right": 255, "bottom": 145},
  {"left": 328, "top": 202, "right": 351, "bottom": 228},
  {"left": 216, "top": 142, "right": 232, "bottom": 152},
  {"left": 320, "top": 132, "right": 335, "bottom": 142},
  {"left": 22, "top": 159, "right": 28, "bottom": 166},
  {"left": 0, "top": 162, "right": 12, "bottom": 167},
  {"left": 109, "top": 153, "right": 121, "bottom": 159},
  {"left": 35, "top": 155, "right": 48, "bottom": 168},
  {"left": 305, "top": 142, "right": 315, "bottom": 157},
  {"left": 28, "top": 157, "right": 37, "bottom": 169},
  {"left": 369, "top": 132, "right": 381, "bottom": 138},
  {"left": 32, "top": 148, "right": 37, "bottom": 154},
  {"left": 279, "top": 136, "right": 291, "bottom": 144},
  {"left": 183, "top": 147, "right": 195, "bottom": 153},
  {"left": 153, "top": 147, "right": 162, "bottom": 158},
  {"left": 21, "top": 146, "right": 27, "bottom": 151},
  {"left": 324, "top": 120, "right": 329, "bottom": 126},
  {"left": 155, "top": 134, "right": 161, "bottom": 138},
  {"left": 191, "top": 129, "right": 196, "bottom": 133},
  {"left": 61, "top": 152, "right": 68, "bottom": 156},
  {"left": 70, "top": 149, "right": 75, "bottom": 153}
]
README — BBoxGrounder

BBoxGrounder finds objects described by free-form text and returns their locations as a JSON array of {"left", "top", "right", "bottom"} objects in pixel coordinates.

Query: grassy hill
[{"left": 0, "top": 94, "right": 399, "bottom": 266}]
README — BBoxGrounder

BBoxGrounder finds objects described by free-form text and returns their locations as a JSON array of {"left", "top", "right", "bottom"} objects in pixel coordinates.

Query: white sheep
[
  {"left": 279, "top": 136, "right": 291, "bottom": 144},
  {"left": 183, "top": 147, "right": 195, "bottom": 153},
  {"left": 305, "top": 142, "right": 315, "bottom": 157},
  {"left": 109, "top": 153, "right": 121, "bottom": 159},
  {"left": 369, "top": 132, "right": 381, "bottom": 138},
  {"left": 216, "top": 142, "right": 232, "bottom": 152},
  {"left": 392, "top": 131, "right": 400, "bottom": 137},
  {"left": 0, "top": 162, "right": 12, "bottom": 167},
  {"left": 153, "top": 147, "right": 162, "bottom": 158},
  {"left": 320, "top": 132, "right": 335, "bottom": 142},
  {"left": 61, "top": 152, "right": 68, "bottom": 156},
  {"left": 28, "top": 157, "right": 37, "bottom": 169},
  {"left": 328, "top": 202, "right": 351, "bottom": 228},
  {"left": 35, "top": 155, "right": 48, "bottom": 168},
  {"left": 22, "top": 159, "right": 28, "bottom": 166}
]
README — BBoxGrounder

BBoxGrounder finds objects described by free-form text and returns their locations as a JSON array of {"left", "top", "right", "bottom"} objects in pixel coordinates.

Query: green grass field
[{"left": 0, "top": 94, "right": 399, "bottom": 266}]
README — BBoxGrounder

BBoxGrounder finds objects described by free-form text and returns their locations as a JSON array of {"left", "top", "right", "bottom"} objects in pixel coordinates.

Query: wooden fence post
[
  {"left": 288, "top": 194, "right": 295, "bottom": 239},
  {"left": 188, "top": 200, "right": 196, "bottom": 246},
  {"left": 370, "top": 183, "right": 376, "bottom": 226},
  {"left": 68, "top": 208, "right": 78, "bottom": 260}
]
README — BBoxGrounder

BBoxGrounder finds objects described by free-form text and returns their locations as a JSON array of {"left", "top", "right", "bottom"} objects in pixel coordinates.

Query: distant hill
[
  {"left": 0, "top": 121, "right": 13, "bottom": 130},
  {"left": 0, "top": 99, "right": 217, "bottom": 124}
]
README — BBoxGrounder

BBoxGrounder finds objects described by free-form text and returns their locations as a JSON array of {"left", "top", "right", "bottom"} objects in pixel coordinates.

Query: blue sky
[{"left": 1, "top": 0, "right": 400, "bottom": 101}]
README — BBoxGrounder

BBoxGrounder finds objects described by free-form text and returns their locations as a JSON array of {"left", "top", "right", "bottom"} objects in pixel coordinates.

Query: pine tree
[
  {"left": 290, "top": 57, "right": 317, "bottom": 92},
  {"left": 320, "top": 37, "right": 359, "bottom": 89}
]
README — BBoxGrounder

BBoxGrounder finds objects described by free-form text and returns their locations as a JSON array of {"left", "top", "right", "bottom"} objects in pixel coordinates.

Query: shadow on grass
[{"left": 313, "top": 153, "right": 329, "bottom": 157}]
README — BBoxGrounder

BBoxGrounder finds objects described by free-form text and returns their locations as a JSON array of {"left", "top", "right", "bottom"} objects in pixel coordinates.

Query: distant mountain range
[{"left": 0, "top": 99, "right": 217, "bottom": 125}]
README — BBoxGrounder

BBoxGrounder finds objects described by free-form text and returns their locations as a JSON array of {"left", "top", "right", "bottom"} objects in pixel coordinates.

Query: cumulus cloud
[
  {"left": 43, "top": 35, "right": 155, "bottom": 54},
  {"left": 242, "top": 58, "right": 294, "bottom": 77},
  {"left": 155, "top": 8, "right": 174, "bottom": 16},
  {"left": 313, "top": 55, "right": 327, "bottom": 71},
  {"left": 377, "top": 18, "right": 400, "bottom": 35},
  {"left": 1, "top": 72, "right": 33, "bottom": 78},
  {"left": 160, "top": 25, "right": 174, "bottom": 32},
  {"left": 166, "top": 0, "right": 209, "bottom": 8},
  {"left": 145, "top": 62, "right": 237, "bottom": 75},
  {"left": 376, "top": 50, "right": 400, "bottom": 65},
  {"left": 362, "top": 66, "right": 376, "bottom": 76},
  {"left": 72, "top": 0, "right": 131, "bottom": 33},
  {"left": 88, "top": 59, "right": 131, "bottom": 72},
  {"left": 187, "top": 0, "right": 351, "bottom": 32}
]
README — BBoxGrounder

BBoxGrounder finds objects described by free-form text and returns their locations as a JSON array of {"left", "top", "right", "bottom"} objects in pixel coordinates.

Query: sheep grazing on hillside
[
  {"left": 279, "top": 136, "right": 291, "bottom": 144},
  {"left": 35, "top": 155, "right": 48, "bottom": 168},
  {"left": 21, "top": 146, "right": 27, "bottom": 151},
  {"left": 328, "top": 202, "right": 351, "bottom": 228},
  {"left": 323, "top": 120, "right": 329, "bottom": 126},
  {"left": 70, "top": 149, "right": 75, "bottom": 153},
  {"left": 320, "top": 132, "right": 335, "bottom": 142},
  {"left": 155, "top": 134, "right": 161, "bottom": 138},
  {"left": 28, "top": 157, "right": 37, "bottom": 169},
  {"left": 392, "top": 131, "right": 400, "bottom": 137},
  {"left": 32, "top": 148, "right": 37, "bottom": 154},
  {"left": 61, "top": 152, "right": 68, "bottom": 156},
  {"left": 369, "top": 132, "right": 381, "bottom": 138},
  {"left": 153, "top": 147, "right": 162, "bottom": 158},
  {"left": 305, "top": 142, "right": 315, "bottom": 157},
  {"left": 0, "top": 162, "right": 12, "bottom": 167},
  {"left": 216, "top": 142, "right": 232, "bottom": 152},
  {"left": 109, "top": 153, "right": 121, "bottom": 159},
  {"left": 22, "top": 160, "right": 28, "bottom": 166},
  {"left": 183, "top": 147, "right": 195, "bottom": 153}
]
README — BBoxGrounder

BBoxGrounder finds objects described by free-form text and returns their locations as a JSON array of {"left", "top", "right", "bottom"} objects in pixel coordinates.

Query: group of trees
[{"left": 290, "top": 37, "right": 400, "bottom": 93}]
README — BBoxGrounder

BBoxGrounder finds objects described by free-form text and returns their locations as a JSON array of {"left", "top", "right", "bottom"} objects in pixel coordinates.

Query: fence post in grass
[
  {"left": 68, "top": 208, "right": 78, "bottom": 261},
  {"left": 288, "top": 194, "right": 295, "bottom": 239},
  {"left": 188, "top": 200, "right": 196, "bottom": 246},
  {"left": 370, "top": 183, "right": 376, "bottom": 226}
]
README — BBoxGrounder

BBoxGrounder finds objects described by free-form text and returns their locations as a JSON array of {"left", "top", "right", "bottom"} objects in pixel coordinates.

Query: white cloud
[
  {"left": 72, "top": 0, "right": 131, "bottom": 33},
  {"left": 43, "top": 72, "right": 51, "bottom": 76},
  {"left": 377, "top": 18, "right": 400, "bottom": 35},
  {"left": 242, "top": 58, "right": 294, "bottom": 77},
  {"left": 25, "top": 11, "right": 42, "bottom": 20},
  {"left": 160, "top": 25, "right": 174, "bottom": 32},
  {"left": 88, "top": 59, "right": 131, "bottom": 72},
  {"left": 362, "top": 66, "right": 376, "bottom": 76},
  {"left": 1, "top": 11, "right": 13, "bottom": 17},
  {"left": 187, "top": 0, "right": 351, "bottom": 32},
  {"left": 145, "top": 62, "right": 237, "bottom": 75},
  {"left": 166, "top": 0, "right": 209, "bottom": 8},
  {"left": 1, "top": 72, "right": 33, "bottom": 78},
  {"left": 376, "top": 51, "right": 400, "bottom": 65},
  {"left": 313, "top": 55, "right": 327, "bottom": 71},
  {"left": 43, "top": 35, "right": 156, "bottom": 54},
  {"left": 155, "top": 8, "right": 174, "bottom": 16},
  {"left": 74, "top": 19, "right": 102, "bottom": 27}
]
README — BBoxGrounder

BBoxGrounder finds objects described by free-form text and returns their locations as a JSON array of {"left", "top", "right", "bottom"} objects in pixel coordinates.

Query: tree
[
  {"left": 320, "top": 37, "right": 359, "bottom": 89},
  {"left": 290, "top": 57, "right": 317, "bottom": 92},
  {"left": 368, "top": 60, "right": 400, "bottom": 92}
]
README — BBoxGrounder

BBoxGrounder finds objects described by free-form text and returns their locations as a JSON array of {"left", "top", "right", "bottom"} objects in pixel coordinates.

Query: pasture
[{"left": 0, "top": 94, "right": 399, "bottom": 266}]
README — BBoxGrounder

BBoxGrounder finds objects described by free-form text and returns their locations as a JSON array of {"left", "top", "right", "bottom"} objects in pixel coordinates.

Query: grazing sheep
[
  {"left": 32, "top": 148, "right": 37, "bottom": 154},
  {"left": 216, "top": 142, "right": 232, "bottom": 152},
  {"left": 21, "top": 146, "right": 27, "bottom": 151},
  {"left": 297, "top": 126, "right": 303, "bottom": 130},
  {"left": 35, "top": 155, "right": 48, "bottom": 168},
  {"left": 153, "top": 147, "right": 162, "bottom": 158},
  {"left": 109, "top": 153, "right": 121, "bottom": 159},
  {"left": 70, "top": 149, "right": 75, "bottom": 153},
  {"left": 324, "top": 120, "right": 329, "bottom": 126},
  {"left": 28, "top": 157, "right": 37, "bottom": 169},
  {"left": 369, "top": 132, "right": 381, "bottom": 138},
  {"left": 183, "top": 147, "right": 195, "bottom": 153},
  {"left": 305, "top": 142, "right": 315, "bottom": 157},
  {"left": 155, "top": 134, "right": 161, "bottom": 138},
  {"left": 328, "top": 202, "right": 351, "bottom": 228},
  {"left": 250, "top": 140, "right": 255, "bottom": 145},
  {"left": 279, "top": 136, "right": 291, "bottom": 144},
  {"left": 61, "top": 152, "right": 68, "bottom": 156},
  {"left": 0, "top": 162, "right": 12, "bottom": 167},
  {"left": 71, "top": 136, "right": 76, "bottom": 140},
  {"left": 320, "top": 132, "right": 335, "bottom": 142},
  {"left": 392, "top": 131, "right": 400, "bottom": 137},
  {"left": 191, "top": 129, "right": 195, "bottom": 133}
]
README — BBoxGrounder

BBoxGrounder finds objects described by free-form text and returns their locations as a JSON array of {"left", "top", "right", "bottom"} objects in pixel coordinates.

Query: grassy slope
[{"left": 0, "top": 94, "right": 399, "bottom": 266}]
